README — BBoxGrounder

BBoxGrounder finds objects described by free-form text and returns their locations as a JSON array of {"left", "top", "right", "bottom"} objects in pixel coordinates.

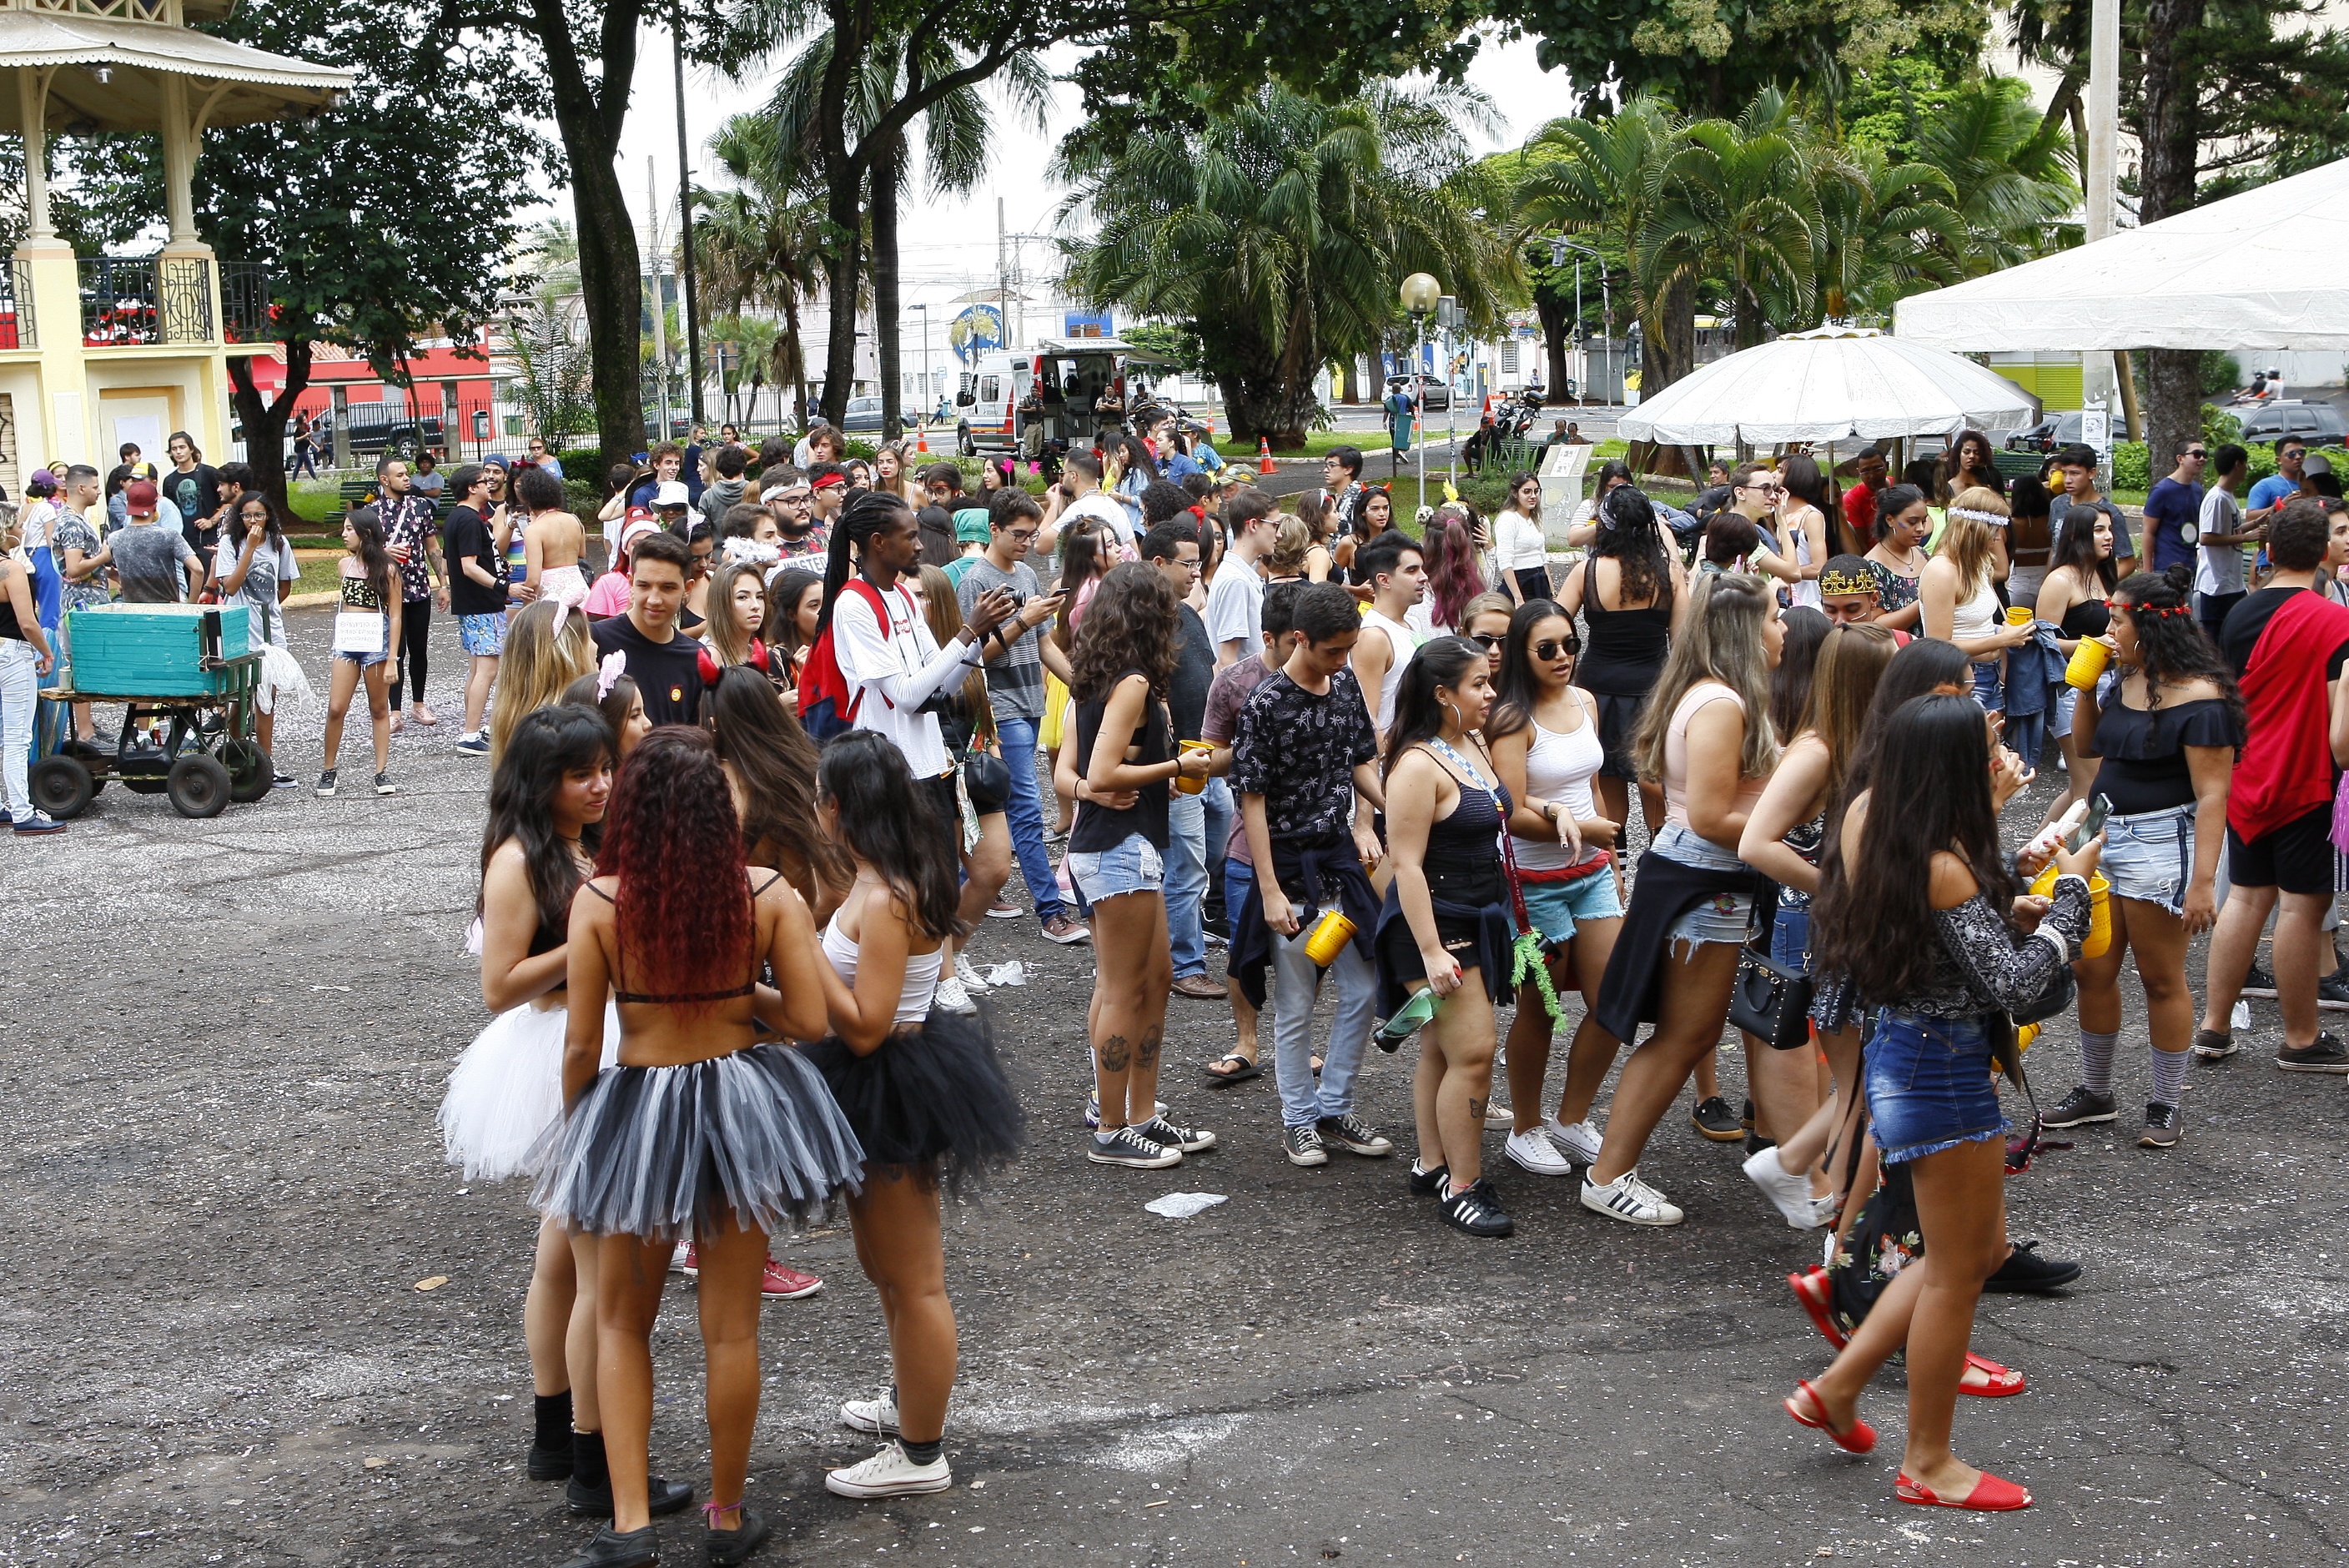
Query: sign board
[
  {"left": 2080, "top": 400, "right": 2111, "bottom": 454},
  {"left": 948, "top": 306, "right": 1005, "bottom": 364},
  {"left": 1062, "top": 311, "right": 1113, "bottom": 339}
]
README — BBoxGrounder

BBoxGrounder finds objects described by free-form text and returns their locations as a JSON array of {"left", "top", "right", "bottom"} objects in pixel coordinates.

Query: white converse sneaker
[
  {"left": 931, "top": 974, "right": 977, "bottom": 1015},
  {"left": 1579, "top": 1167, "right": 1685, "bottom": 1227},
  {"left": 825, "top": 1440, "right": 951, "bottom": 1498},
  {"left": 1545, "top": 1116, "right": 1604, "bottom": 1166},
  {"left": 954, "top": 953, "right": 988, "bottom": 991},
  {"left": 840, "top": 1390, "right": 900, "bottom": 1436},
  {"left": 1743, "top": 1145, "right": 1825, "bottom": 1229},
  {"left": 1504, "top": 1127, "right": 1575, "bottom": 1176}
]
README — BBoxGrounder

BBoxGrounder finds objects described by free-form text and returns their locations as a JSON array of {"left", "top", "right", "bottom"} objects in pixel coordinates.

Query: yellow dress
[{"left": 1041, "top": 671, "right": 1069, "bottom": 749}]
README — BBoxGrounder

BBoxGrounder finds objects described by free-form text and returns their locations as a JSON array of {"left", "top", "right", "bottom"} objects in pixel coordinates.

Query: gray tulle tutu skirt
[{"left": 532, "top": 1044, "right": 866, "bottom": 1242}]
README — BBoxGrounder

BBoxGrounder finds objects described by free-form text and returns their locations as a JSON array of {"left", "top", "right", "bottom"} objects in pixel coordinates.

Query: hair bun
[{"left": 2162, "top": 562, "right": 2193, "bottom": 596}]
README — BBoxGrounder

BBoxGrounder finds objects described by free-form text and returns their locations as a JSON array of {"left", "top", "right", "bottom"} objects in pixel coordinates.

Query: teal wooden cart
[{"left": 30, "top": 605, "right": 274, "bottom": 820}]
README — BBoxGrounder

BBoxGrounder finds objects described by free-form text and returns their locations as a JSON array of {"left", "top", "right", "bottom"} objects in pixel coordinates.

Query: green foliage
[
  {"left": 509, "top": 314, "right": 597, "bottom": 451},
  {"left": 2203, "top": 403, "right": 2244, "bottom": 447},
  {"left": 1122, "top": 324, "right": 1215, "bottom": 381},
  {"left": 2110, "top": 441, "right": 2150, "bottom": 492}
]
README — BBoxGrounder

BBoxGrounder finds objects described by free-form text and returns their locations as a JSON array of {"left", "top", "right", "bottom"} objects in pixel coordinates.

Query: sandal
[
  {"left": 1960, "top": 1352, "right": 2026, "bottom": 1397},
  {"left": 1897, "top": 1469, "right": 2031, "bottom": 1510},
  {"left": 1783, "top": 1379, "right": 1874, "bottom": 1454},
  {"left": 1203, "top": 1052, "right": 1263, "bottom": 1088},
  {"left": 1788, "top": 1267, "right": 1847, "bottom": 1349}
]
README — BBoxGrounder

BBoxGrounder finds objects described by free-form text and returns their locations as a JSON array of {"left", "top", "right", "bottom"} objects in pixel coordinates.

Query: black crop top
[
  {"left": 2090, "top": 695, "right": 2241, "bottom": 816},
  {"left": 580, "top": 876, "right": 776, "bottom": 1003},
  {"left": 2060, "top": 596, "right": 2110, "bottom": 639},
  {"left": 1422, "top": 771, "right": 1510, "bottom": 907},
  {"left": 1069, "top": 671, "right": 1172, "bottom": 854}
]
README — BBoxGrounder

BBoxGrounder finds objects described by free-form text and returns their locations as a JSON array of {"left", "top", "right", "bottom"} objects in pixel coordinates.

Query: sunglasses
[
  {"left": 1534, "top": 638, "right": 1580, "bottom": 660},
  {"left": 1469, "top": 633, "right": 1506, "bottom": 650}
]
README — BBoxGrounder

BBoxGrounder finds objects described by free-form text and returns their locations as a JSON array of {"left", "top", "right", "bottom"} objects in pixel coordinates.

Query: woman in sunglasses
[
  {"left": 1461, "top": 592, "right": 1515, "bottom": 679},
  {"left": 1485, "top": 601, "right": 1626, "bottom": 1179}
]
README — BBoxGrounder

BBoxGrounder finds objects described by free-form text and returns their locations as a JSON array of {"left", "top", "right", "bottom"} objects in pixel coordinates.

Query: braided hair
[
  {"left": 814, "top": 489, "right": 915, "bottom": 638},
  {"left": 2113, "top": 565, "right": 2246, "bottom": 731}
]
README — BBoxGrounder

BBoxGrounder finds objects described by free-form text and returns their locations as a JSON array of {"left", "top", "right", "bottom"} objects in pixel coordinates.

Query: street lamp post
[
  {"left": 1401, "top": 272, "right": 1440, "bottom": 507},
  {"left": 913, "top": 304, "right": 932, "bottom": 431}
]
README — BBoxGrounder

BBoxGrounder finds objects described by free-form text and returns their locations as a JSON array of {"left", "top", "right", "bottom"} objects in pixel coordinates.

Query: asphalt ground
[{"left": 1, "top": 604, "right": 2343, "bottom": 1567}]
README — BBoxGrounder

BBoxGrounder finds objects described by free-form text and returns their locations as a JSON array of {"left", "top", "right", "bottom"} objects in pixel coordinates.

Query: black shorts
[
  {"left": 2226, "top": 804, "right": 2339, "bottom": 896},
  {"left": 918, "top": 771, "right": 961, "bottom": 853}
]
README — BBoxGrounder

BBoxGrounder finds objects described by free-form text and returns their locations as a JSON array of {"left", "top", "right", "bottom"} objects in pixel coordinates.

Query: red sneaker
[
  {"left": 676, "top": 1242, "right": 697, "bottom": 1275},
  {"left": 762, "top": 1262, "right": 824, "bottom": 1299}
]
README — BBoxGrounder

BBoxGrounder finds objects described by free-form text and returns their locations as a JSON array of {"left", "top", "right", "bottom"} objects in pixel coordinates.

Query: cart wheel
[
  {"left": 166, "top": 754, "right": 233, "bottom": 818},
  {"left": 220, "top": 738, "right": 273, "bottom": 804},
  {"left": 28, "top": 756, "right": 93, "bottom": 820}
]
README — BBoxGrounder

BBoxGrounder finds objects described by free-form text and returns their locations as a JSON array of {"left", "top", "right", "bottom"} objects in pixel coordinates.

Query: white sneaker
[
  {"left": 1546, "top": 1116, "right": 1603, "bottom": 1165},
  {"left": 824, "top": 1440, "right": 950, "bottom": 1498},
  {"left": 932, "top": 975, "right": 977, "bottom": 1015},
  {"left": 1580, "top": 1168, "right": 1685, "bottom": 1227},
  {"left": 955, "top": 953, "right": 988, "bottom": 991},
  {"left": 1743, "top": 1145, "right": 1824, "bottom": 1229},
  {"left": 1505, "top": 1128, "right": 1576, "bottom": 1176},
  {"left": 840, "top": 1390, "right": 900, "bottom": 1436}
]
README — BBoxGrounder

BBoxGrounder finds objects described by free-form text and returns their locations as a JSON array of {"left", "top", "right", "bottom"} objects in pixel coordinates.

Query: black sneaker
[
  {"left": 1317, "top": 1113, "right": 1395, "bottom": 1157},
  {"left": 1983, "top": 1239, "right": 2083, "bottom": 1294},
  {"left": 1087, "top": 1125, "right": 1181, "bottom": 1168},
  {"left": 556, "top": 1525, "right": 659, "bottom": 1568},
  {"left": 374, "top": 771, "right": 399, "bottom": 796},
  {"left": 566, "top": 1473, "right": 695, "bottom": 1518},
  {"left": 2193, "top": 1028, "right": 2240, "bottom": 1060},
  {"left": 2138, "top": 1103, "right": 2183, "bottom": 1149},
  {"left": 707, "top": 1505, "right": 772, "bottom": 1567},
  {"left": 1739, "top": 1098, "right": 1755, "bottom": 1130},
  {"left": 1689, "top": 1095, "right": 1743, "bottom": 1142},
  {"left": 1743, "top": 1133, "right": 1777, "bottom": 1156},
  {"left": 314, "top": 768, "right": 338, "bottom": 798},
  {"left": 1440, "top": 1178, "right": 1515, "bottom": 1239},
  {"left": 1283, "top": 1123, "right": 1329, "bottom": 1167},
  {"left": 2319, "top": 974, "right": 2349, "bottom": 1011},
  {"left": 2044, "top": 1085, "right": 2118, "bottom": 1128},
  {"left": 2276, "top": 1032, "right": 2349, "bottom": 1073},
  {"left": 1132, "top": 1114, "right": 1217, "bottom": 1153},
  {"left": 2241, "top": 962, "right": 2278, "bottom": 999},
  {"left": 527, "top": 1440, "right": 575, "bottom": 1480},
  {"left": 1408, "top": 1162, "right": 1448, "bottom": 1196}
]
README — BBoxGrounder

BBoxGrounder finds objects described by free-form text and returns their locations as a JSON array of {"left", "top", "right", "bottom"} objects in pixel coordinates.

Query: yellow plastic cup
[
  {"left": 1174, "top": 739, "right": 1213, "bottom": 795},
  {"left": 2030, "top": 862, "right": 2112, "bottom": 958},
  {"left": 2064, "top": 636, "right": 2110, "bottom": 689},
  {"left": 2006, "top": 605, "right": 2035, "bottom": 626},
  {"left": 1303, "top": 908, "right": 1358, "bottom": 967}
]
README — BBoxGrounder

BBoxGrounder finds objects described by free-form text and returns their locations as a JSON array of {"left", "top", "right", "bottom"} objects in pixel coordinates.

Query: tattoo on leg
[
  {"left": 1136, "top": 1026, "right": 1162, "bottom": 1071},
  {"left": 1468, "top": 1096, "right": 1487, "bottom": 1123},
  {"left": 1097, "top": 1034, "right": 1132, "bottom": 1073}
]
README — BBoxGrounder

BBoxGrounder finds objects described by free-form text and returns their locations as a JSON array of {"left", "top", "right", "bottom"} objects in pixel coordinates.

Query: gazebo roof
[{"left": 0, "top": 8, "right": 350, "bottom": 131}]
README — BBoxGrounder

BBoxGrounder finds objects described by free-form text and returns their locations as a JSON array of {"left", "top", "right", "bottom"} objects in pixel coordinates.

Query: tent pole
[{"left": 2113, "top": 350, "right": 2142, "bottom": 441}]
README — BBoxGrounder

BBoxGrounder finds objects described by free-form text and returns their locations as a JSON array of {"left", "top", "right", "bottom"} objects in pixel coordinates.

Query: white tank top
[
  {"left": 822, "top": 909, "right": 942, "bottom": 1028},
  {"left": 1359, "top": 607, "right": 1417, "bottom": 733},
  {"left": 1951, "top": 574, "right": 2001, "bottom": 650},
  {"left": 1512, "top": 701, "right": 1606, "bottom": 871},
  {"left": 1785, "top": 505, "right": 1822, "bottom": 611}
]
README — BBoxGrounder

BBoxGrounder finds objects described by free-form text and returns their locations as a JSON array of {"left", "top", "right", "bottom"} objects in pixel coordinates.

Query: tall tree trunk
[
  {"left": 783, "top": 292, "right": 809, "bottom": 429},
  {"left": 227, "top": 339, "right": 311, "bottom": 513},
  {"left": 2140, "top": 0, "right": 2206, "bottom": 469},
  {"left": 1654, "top": 274, "right": 1697, "bottom": 394},
  {"left": 529, "top": 0, "right": 644, "bottom": 474},
  {"left": 873, "top": 130, "right": 903, "bottom": 443},
  {"left": 1534, "top": 290, "right": 1571, "bottom": 398}
]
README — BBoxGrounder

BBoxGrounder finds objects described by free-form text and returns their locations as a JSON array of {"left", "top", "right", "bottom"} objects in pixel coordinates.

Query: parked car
[
  {"left": 1385, "top": 373, "right": 1451, "bottom": 412},
  {"left": 2236, "top": 400, "right": 2348, "bottom": 446},
  {"left": 2001, "top": 408, "right": 2137, "bottom": 454},
  {"left": 306, "top": 406, "right": 446, "bottom": 461},
  {"left": 838, "top": 395, "right": 886, "bottom": 435}
]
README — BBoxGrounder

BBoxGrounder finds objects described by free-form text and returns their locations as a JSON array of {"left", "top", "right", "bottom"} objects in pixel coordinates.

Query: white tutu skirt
[
  {"left": 438, "top": 1002, "right": 621, "bottom": 1183},
  {"left": 541, "top": 564, "right": 589, "bottom": 609}
]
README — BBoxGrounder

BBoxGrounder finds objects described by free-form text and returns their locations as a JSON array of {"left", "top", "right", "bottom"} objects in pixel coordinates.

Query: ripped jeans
[{"left": 1652, "top": 820, "right": 1758, "bottom": 948}]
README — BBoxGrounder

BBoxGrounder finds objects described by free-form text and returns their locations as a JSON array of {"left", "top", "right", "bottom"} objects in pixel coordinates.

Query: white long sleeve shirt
[{"left": 832, "top": 576, "right": 980, "bottom": 777}]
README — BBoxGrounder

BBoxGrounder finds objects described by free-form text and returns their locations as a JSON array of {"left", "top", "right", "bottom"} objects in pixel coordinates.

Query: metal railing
[
  {"left": 221, "top": 260, "right": 276, "bottom": 344},
  {"left": 79, "top": 255, "right": 214, "bottom": 347},
  {"left": 0, "top": 259, "right": 33, "bottom": 349}
]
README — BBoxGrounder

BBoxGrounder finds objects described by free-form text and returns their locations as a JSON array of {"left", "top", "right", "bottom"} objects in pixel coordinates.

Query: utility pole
[
  {"left": 997, "top": 197, "right": 1010, "bottom": 353},
  {"left": 672, "top": 1, "right": 705, "bottom": 424},
  {"left": 647, "top": 158, "right": 672, "bottom": 440}
]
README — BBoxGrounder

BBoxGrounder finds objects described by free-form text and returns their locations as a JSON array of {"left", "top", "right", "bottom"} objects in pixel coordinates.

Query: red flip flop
[
  {"left": 1961, "top": 1352, "right": 2026, "bottom": 1397},
  {"left": 1783, "top": 1379, "right": 1875, "bottom": 1454},
  {"left": 1897, "top": 1470, "right": 2032, "bottom": 1510},
  {"left": 1788, "top": 1267, "right": 1848, "bottom": 1349}
]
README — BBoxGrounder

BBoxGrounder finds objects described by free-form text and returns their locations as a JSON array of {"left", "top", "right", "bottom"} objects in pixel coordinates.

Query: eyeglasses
[
  {"left": 1534, "top": 638, "right": 1579, "bottom": 660},
  {"left": 1006, "top": 528, "right": 1037, "bottom": 541}
]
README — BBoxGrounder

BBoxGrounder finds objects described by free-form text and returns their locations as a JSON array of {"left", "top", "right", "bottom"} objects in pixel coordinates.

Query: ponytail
[{"left": 813, "top": 490, "right": 913, "bottom": 639}]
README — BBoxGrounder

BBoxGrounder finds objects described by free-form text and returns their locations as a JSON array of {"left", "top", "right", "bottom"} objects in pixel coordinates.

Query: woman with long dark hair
[
  {"left": 210, "top": 490, "right": 309, "bottom": 780},
  {"left": 1559, "top": 483, "right": 1688, "bottom": 847},
  {"left": 1484, "top": 601, "right": 1625, "bottom": 1177},
  {"left": 2004, "top": 475, "right": 2055, "bottom": 609},
  {"left": 1580, "top": 572, "right": 1783, "bottom": 1227},
  {"left": 540, "top": 729, "right": 861, "bottom": 1568},
  {"left": 805, "top": 731, "right": 1024, "bottom": 1500},
  {"left": 1782, "top": 452, "right": 1849, "bottom": 560},
  {"left": 1068, "top": 562, "right": 1215, "bottom": 1164},
  {"left": 2045, "top": 567, "right": 2242, "bottom": 1148},
  {"left": 1769, "top": 606, "right": 1831, "bottom": 745},
  {"left": 2035, "top": 500, "right": 2121, "bottom": 821},
  {"left": 709, "top": 662, "right": 851, "bottom": 916},
  {"left": 316, "top": 507, "right": 403, "bottom": 798},
  {"left": 438, "top": 708, "right": 620, "bottom": 1495},
  {"left": 1793, "top": 695, "right": 2097, "bottom": 1512},
  {"left": 1949, "top": 429, "right": 2006, "bottom": 502},
  {"left": 913, "top": 563, "right": 1014, "bottom": 1013},
  {"left": 1864, "top": 484, "right": 1931, "bottom": 631},
  {"left": 1379, "top": 636, "right": 1517, "bottom": 1236},
  {"left": 765, "top": 566, "right": 824, "bottom": 692},
  {"left": 1565, "top": 458, "right": 1635, "bottom": 544},
  {"left": 564, "top": 666, "right": 651, "bottom": 761}
]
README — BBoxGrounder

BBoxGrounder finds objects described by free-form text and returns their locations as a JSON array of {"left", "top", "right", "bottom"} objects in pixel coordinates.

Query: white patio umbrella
[{"left": 1616, "top": 324, "right": 2038, "bottom": 447}]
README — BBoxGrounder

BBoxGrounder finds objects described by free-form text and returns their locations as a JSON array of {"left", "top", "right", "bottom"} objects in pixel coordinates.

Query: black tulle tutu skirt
[
  {"left": 532, "top": 1044, "right": 866, "bottom": 1243},
  {"left": 801, "top": 1008, "right": 1025, "bottom": 1196}
]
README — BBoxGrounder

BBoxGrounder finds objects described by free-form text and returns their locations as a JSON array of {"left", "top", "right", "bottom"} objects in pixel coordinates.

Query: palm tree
[
  {"left": 1645, "top": 90, "right": 1822, "bottom": 349},
  {"left": 1510, "top": 94, "right": 1683, "bottom": 386},
  {"left": 1808, "top": 139, "right": 1963, "bottom": 322},
  {"left": 696, "top": 113, "right": 826, "bottom": 430},
  {"left": 1907, "top": 75, "right": 2080, "bottom": 278},
  {"left": 1056, "top": 82, "right": 1515, "bottom": 445}
]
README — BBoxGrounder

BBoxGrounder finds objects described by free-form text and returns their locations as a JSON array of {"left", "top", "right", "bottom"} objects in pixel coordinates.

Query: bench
[{"left": 336, "top": 480, "right": 375, "bottom": 517}]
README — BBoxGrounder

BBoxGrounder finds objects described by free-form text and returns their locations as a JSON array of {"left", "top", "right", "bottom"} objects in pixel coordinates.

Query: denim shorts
[
  {"left": 2100, "top": 802, "right": 2194, "bottom": 914},
  {"left": 1652, "top": 820, "right": 1756, "bottom": 946},
  {"left": 1521, "top": 867, "right": 1625, "bottom": 946},
  {"left": 1969, "top": 657, "right": 2003, "bottom": 711},
  {"left": 1225, "top": 857, "right": 1255, "bottom": 945},
  {"left": 459, "top": 612, "right": 506, "bottom": 656},
  {"left": 1068, "top": 832, "right": 1164, "bottom": 902},
  {"left": 1864, "top": 1009, "right": 2009, "bottom": 1164},
  {"left": 1770, "top": 903, "right": 1811, "bottom": 972}
]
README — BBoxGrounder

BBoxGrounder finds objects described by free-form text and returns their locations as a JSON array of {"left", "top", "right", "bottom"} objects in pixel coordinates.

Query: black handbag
[
  {"left": 1728, "top": 940, "right": 1815, "bottom": 1051},
  {"left": 961, "top": 742, "right": 1012, "bottom": 814}
]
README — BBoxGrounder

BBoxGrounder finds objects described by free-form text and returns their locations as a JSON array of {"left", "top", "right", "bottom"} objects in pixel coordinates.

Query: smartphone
[{"left": 2070, "top": 792, "right": 2111, "bottom": 852}]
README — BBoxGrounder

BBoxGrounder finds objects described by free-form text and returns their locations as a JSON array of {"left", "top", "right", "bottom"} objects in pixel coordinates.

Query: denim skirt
[{"left": 1864, "top": 1008, "right": 2008, "bottom": 1164}]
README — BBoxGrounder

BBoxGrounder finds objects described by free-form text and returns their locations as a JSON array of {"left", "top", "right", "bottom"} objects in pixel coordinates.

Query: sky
[{"left": 600, "top": 29, "right": 1566, "bottom": 312}]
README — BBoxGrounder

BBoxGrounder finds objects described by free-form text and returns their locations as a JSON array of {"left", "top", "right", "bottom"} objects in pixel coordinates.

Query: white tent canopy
[
  {"left": 1615, "top": 325, "right": 2037, "bottom": 446},
  {"left": 1895, "top": 158, "right": 2349, "bottom": 353}
]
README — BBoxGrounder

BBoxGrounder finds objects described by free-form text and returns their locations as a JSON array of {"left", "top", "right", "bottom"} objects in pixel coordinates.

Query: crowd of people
[{"left": 13, "top": 410, "right": 2348, "bottom": 1553}]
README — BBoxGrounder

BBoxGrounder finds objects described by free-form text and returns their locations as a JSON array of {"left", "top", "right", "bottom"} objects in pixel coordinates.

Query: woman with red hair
[
  {"left": 1410, "top": 503, "right": 1493, "bottom": 636},
  {"left": 539, "top": 728, "right": 863, "bottom": 1568}
]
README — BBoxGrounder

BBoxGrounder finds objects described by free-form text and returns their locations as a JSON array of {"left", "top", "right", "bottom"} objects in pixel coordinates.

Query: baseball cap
[
  {"left": 653, "top": 480, "right": 691, "bottom": 508},
  {"left": 125, "top": 479, "right": 158, "bottom": 514}
]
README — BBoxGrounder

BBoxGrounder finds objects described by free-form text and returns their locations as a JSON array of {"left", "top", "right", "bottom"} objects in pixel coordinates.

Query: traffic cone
[
  {"left": 1257, "top": 435, "right": 1275, "bottom": 475},
  {"left": 915, "top": 423, "right": 929, "bottom": 455}
]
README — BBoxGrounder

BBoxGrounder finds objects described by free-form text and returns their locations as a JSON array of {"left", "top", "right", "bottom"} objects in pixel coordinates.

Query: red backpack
[{"left": 797, "top": 577, "right": 899, "bottom": 742}]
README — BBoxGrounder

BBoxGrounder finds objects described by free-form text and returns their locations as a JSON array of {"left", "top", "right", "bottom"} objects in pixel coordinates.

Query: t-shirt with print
[
  {"left": 109, "top": 520, "right": 199, "bottom": 603},
  {"left": 442, "top": 505, "right": 508, "bottom": 617},
  {"left": 2141, "top": 477, "right": 2202, "bottom": 575},
  {"left": 1204, "top": 555, "right": 1264, "bottom": 660},
  {"left": 1203, "top": 654, "right": 1279, "bottom": 865},
  {"left": 1230, "top": 666, "right": 1377, "bottom": 842},
  {"left": 163, "top": 464, "right": 220, "bottom": 533},
  {"left": 955, "top": 555, "right": 1046, "bottom": 721},
  {"left": 217, "top": 531, "right": 299, "bottom": 644},
  {"left": 592, "top": 613, "right": 704, "bottom": 727},
  {"left": 376, "top": 493, "right": 440, "bottom": 601},
  {"left": 53, "top": 511, "right": 109, "bottom": 615}
]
